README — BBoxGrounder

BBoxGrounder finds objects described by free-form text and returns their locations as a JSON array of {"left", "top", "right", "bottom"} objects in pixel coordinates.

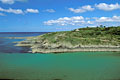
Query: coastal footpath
[{"left": 16, "top": 26, "right": 120, "bottom": 53}]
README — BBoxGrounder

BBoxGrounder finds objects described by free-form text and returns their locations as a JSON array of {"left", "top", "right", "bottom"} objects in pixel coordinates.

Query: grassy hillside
[
  {"left": 31, "top": 26, "right": 120, "bottom": 46},
  {"left": 16, "top": 26, "right": 120, "bottom": 53}
]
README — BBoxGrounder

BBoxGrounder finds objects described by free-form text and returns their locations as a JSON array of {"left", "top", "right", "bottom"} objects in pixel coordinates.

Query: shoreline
[
  {"left": 15, "top": 41, "right": 120, "bottom": 53},
  {"left": 31, "top": 48, "right": 120, "bottom": 53},
  {"left": 14, "top": 38, "right": 120, "bottom": 53},
  {"left": 15, "top": 40, "right": 120, "bottom": 53},
  {"left": 0, "top": 37, "right": 33, "bottom": 39},
  {"left": 8, "top": 26, "right": 120, "bottom": 53}
]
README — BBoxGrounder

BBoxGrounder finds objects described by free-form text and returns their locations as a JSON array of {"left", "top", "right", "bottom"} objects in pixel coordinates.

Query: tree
[
  {"left": 103, "top": 26, "right": 106, "bottom": 28},
  {"left": 100, "top": 25, "right": 103, "bottom": 28}
]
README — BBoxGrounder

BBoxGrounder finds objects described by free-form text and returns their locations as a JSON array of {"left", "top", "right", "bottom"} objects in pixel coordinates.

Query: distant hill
[{"left": 16, "top": 26, "right": 120, "bottom": 53}]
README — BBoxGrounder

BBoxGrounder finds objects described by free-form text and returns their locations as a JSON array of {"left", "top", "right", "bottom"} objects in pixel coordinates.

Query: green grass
[{"left": 28, "top": 26, "right": 120, "bottom": 46}]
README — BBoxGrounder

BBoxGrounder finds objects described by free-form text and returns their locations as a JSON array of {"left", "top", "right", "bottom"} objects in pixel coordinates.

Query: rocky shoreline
[
  {"left": 31, "top": 48, "right": 120, "bottom": 53},
  {"left": 14, "top": 26, "right": 120, "bottom": 53},
  {"left": 15, "top": 40, "right": 120, "bottom": 53}
]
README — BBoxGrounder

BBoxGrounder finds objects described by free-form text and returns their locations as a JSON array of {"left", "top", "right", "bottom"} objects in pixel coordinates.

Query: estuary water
[
  {"left": 0, "top": 32, "right": 120, "bottom": 80},
  {"left": 0, "top": 32, "right": 47, "bottom": 53}
]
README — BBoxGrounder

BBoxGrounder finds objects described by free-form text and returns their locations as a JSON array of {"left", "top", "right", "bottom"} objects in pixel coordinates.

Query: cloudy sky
[{"left": 0, "top": 0, "right": 120, "bottom": 32}]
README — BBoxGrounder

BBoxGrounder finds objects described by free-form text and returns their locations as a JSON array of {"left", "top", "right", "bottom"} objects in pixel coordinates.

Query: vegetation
[
  {"left": 32, "top": 26, "right": 120, "bottom": 46},
  {"left": 16, "top": 26, "right": 120, "bottom": 53}
]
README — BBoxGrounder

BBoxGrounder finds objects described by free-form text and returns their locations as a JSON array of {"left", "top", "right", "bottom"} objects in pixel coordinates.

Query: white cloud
[
  {"left": 25, "top": 9, "right": 39, "bottom": 13},
  {"left": 68, "top": 3, "right": 120, "bottom": 13},
  {"left": 68, "top": 5, "right": 94, "bottom": 13},
  {"left": 95, "top": 3, "right": 120, "bottom": 11},
  {"left": 0, "top": 0, "right": 27, "bottom": 4},
  {"left": 44, "top": 16, "right": 120, "bottom": 26},
  {"left": 95, "top": 16, "right": 120, "bottom": 22},
  {"left": 0, "top": 0, "right": 14, "bottom": 4},
  {"left": 0, "top": 7, "right": 39, "bottom": 14},
  {"left": 0, "top": 13, "right": 6, "bottom": 16},
  {"left": 87, "top": 21, "right": 93, "bottom": 24},
  {"left": 44, "top": 16, "right": 93, "bottom": 26},
  {"left": 43, "top": 9, "right": 55, "bottom": 13},
  {"left": 0, "top": 7, "right": 24, "bottom": 14}
]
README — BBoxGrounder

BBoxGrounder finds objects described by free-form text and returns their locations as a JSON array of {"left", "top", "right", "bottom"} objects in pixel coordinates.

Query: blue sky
[{"left": 0, "top": 0, "right": 120, "bottom": 32}]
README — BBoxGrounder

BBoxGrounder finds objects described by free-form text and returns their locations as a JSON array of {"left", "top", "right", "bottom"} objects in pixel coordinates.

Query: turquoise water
[
  {"left": 0, "top": 33, "right": 120, "bottom": 80},
  {"left": 0, "top": 52, "right": 120, "bottom": 80}
]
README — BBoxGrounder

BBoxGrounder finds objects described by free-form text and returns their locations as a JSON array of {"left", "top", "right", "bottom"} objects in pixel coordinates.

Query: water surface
[
  {"left": 0, "top": 52, "right": 120, "bottom": 80},
  {"left": 0, "top": 32, "right": 120, "bottom": 80},
  {"left": 0, "top": 32, "right": 48, "bottom": 53}
]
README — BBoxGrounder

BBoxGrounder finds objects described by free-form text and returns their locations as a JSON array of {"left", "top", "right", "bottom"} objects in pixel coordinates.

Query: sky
[{"left": 0, "top": 0, "right": 120, "bottom": 32}]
